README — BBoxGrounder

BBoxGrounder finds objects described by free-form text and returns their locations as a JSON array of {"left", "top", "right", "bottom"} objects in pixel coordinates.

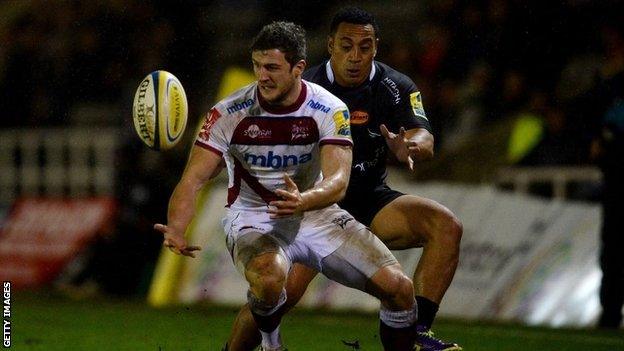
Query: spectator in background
[
  {"left": 519, "top": 101, "right": 580, "bottom": 166},
  {"left": 441, "top": 62, "right": 492, "bottom": 151},
  {"left": 492, "top": 68, "right": 528, "bottom": 121}
]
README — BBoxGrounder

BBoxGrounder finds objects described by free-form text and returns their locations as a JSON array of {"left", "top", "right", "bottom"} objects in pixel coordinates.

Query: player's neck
[
  {"left": 279, "top": 80, "right": 303, "bottom": 107},
  {"left": 258, "top": 79, "right": 307, "bottom": 114}
]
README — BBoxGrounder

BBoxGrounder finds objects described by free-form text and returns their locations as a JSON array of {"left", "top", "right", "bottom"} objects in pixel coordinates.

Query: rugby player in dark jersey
[{"left": 225, "top": 7, "right": 462, "bottom": 351}]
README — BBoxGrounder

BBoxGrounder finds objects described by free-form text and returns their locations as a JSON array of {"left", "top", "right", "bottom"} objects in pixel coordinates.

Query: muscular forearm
[
  {"left": 166, "top": 146, "right": 222, "bottom": 234},
  {"left": 300, "top": 144, "right": 352, "bottom": 212},
  {"left": 407, "top": 128, "right": 434, "bottom": 161},
  {"left": 167, "top": 175, "right": 204, "bottom": 235},
  {"left": 299, "top": 172, "right": 349, "bottom": 212},
  {"left": 270, "top": 145, "right": 352, "bottom": 217}
]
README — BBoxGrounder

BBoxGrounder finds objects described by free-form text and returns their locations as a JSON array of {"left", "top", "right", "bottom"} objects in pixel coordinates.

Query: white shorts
[{"left": 223, "top": 204, "right": 397, "bottom": 291}]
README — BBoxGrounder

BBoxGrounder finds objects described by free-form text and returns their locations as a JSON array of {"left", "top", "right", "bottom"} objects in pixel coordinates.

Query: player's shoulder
[
  {"left": 302, "top": 62, "right": 326, "bottom": 83},
  {"left": 374, "top": 61, "right": 418, "bottom": 92},
  {"left": 304, "top": 80, "right": 347, "bottom": 112},
  {"left": 213, "top": 82, "right": 258, "bottom": 116}
]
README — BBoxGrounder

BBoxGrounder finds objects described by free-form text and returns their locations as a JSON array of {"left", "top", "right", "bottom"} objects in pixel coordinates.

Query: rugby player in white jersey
[
  {"left": 227, "top": 8, "right": 463, "bottom": 351},
  {"left": 154, "top": 21, "right": 419, "bottom": 351}
]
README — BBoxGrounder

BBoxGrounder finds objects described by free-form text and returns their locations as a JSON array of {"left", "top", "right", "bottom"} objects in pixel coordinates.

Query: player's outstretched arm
[
  {"left": 154, "top": 145, "right": 223, "bottom": 257},
  {"left": 380, "top": 125, "right": 434, "bottom": 171},
  {"left": 269, "top": 144, "right": 352, "bottom": 217}
]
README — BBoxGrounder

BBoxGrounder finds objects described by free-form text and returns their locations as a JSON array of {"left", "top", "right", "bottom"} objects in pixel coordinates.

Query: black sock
[
  {"left": 379, "top": 320, "right": 415, "bottom": 351},
  {"left": 250, "top": 310, "right": 281, "bottom": 333},
  {"left": 416, "top": 296, "right": 439, "bottom": 329}
]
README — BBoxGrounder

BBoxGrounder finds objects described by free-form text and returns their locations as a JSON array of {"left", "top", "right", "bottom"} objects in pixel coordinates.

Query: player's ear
[
  {"left": 293, "top": 59, "right": 306, "bottom": 76},
  {"left": 374, "top": 38, "right": 380, "bottom": 57},
  {"left": 327, "top": 36, "right": 334, "bottom": 55}
]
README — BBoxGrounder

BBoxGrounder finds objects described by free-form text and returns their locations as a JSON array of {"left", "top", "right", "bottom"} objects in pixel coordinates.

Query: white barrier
[
  {"left": 0, "top": 128, "right": 118, "bottom": 204},
  {"left": 164, "top": 176, "right": 601, "bottom": 327}
]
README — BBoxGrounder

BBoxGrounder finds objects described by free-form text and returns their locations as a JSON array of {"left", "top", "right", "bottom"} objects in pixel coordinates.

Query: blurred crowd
[
  {"left": 378, "top": 1, "right": 624, "bottom": 166},
  {"left": 0, "top": 1, "right": 207, "bottom": 128}
]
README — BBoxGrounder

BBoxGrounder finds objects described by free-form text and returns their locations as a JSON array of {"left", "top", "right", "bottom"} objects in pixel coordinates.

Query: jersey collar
[
  {"left": 325, "top": 60, "right": 376, "bottom": 84},
  {"left": 257, "top": 80, "right": 308, "bottom": 115}
]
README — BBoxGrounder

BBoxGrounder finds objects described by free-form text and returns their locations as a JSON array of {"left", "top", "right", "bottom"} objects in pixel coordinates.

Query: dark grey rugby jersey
[{"left": 303, "top": 60, "right": 431, "bottom": 192}]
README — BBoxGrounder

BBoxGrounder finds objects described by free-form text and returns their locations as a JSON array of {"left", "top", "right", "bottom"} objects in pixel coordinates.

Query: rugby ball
[{"left": 132, "top": 70, "right": 188, "bottom": 150}]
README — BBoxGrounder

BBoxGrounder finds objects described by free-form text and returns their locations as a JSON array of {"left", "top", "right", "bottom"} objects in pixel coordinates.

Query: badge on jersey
[
  {"left": 410, "top": 92, "right": 427, "bottom": 120},
  {"left": 350, "top": 110, "right": 369, "bottom": 125},
  {"left": 198, "top": 108, "right": 222, "bottom": 140},
  {"left": 332, "top": 109, "right": 351, "bottom": 136}
]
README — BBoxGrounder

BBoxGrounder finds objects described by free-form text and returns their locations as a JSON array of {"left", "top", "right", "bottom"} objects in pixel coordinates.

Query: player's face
[
  {"left": 328, "top": 22, "right": 378, "bottom": 87},
  {"left": 252, "top": 49, "right": 305, "bottom": 106}
]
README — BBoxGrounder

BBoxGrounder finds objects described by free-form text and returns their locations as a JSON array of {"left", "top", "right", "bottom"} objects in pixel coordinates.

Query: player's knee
[
  {"left": 249, "top": 275, "right": 286, "bottom": 305},
  {"left": 245, "top": 254, "right": 288, "bottom": 303},
  {"left": 375, "top": 265, "right": 414, "bottom": 310},
  {"left": 429, "top": 208, "right": 463, "bottom": 250},
  {"left": 443, "top": 212, "right": 463, "bottom": 249}
]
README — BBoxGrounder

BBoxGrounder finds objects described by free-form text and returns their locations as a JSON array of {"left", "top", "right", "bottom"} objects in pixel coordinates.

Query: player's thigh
[
  {"left": 320, "top": 224, "right": 398, "bottom": 292},
  {"left": 370, "top": 194, "right": 455, "bottom": 250}
]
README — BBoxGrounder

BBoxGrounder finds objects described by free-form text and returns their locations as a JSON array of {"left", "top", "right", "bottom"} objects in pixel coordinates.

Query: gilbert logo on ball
[{"left": 133, "top": 70, "right": 188, "bottom": 150}]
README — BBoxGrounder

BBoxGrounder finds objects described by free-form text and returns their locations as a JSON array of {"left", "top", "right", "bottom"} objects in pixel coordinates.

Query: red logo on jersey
[
  {"left": 199, "top": 108, "right": 222, "bottom": 140},
  {"left": 351, "top": 110, "right": 369, "bottom": 125},
  {"left": 291, "top": 124, "right": 310, "bottom": 140}
]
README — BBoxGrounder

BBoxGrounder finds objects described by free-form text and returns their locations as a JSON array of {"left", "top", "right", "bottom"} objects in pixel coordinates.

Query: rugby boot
[{"left": 414, "top": 325, "right": 462, "bottom": 351}]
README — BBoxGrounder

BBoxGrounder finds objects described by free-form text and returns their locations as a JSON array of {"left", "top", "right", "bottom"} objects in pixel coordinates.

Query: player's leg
[
  {"left": 371, "top": 194, "right": 463, "bottom": 349},
  {"left": 367, "top": 263, "right": 419, "bottom": 351},
  {"left": 321, "top": 223, "right": 418, "bottom": 351},
  {"left": 226, "top": 264, "right": 318, "bottom": 351},
  {"left": 598, "top": 199, "right": 624, "bottom": 328},
  {"left": 232, "top": 233, "right": 290, "bottom": 351}
]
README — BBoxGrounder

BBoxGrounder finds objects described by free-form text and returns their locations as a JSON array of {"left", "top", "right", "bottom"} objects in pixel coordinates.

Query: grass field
[{"left": 10, "top": 290, "right": 623, "bottom": 350}]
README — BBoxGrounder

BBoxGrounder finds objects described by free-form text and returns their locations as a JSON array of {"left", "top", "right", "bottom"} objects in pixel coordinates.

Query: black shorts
[{"left": 339, "top": 184, "right": 404, "bottom": 227}]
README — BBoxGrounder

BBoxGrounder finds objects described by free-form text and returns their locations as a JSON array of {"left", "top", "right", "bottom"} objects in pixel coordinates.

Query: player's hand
[
  {"left": 380, "top": 124, "right": 420, "bottom": 171},
  {"left": 269, "top": 174, "right": 304, "bottom": 218},
  {"left": 153, "top": 223, "right": 202, "bottom": 258}
]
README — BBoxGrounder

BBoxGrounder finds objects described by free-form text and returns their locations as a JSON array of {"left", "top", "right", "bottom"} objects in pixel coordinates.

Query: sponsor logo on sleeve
[
  {"left": 410, "top": 92, "right": 427, "bottom": 120},
  {"left": 332, "top": 109, "right": 351, "bottom": 137},
  {"left": 306, "top": 99, "right": 331, "bottom": 113},
  {"left": 198, "top": 108, "right": 222, "bottom": 140},
  {"left": 226, "top": 98, "right": 254, "bottom": 114}
]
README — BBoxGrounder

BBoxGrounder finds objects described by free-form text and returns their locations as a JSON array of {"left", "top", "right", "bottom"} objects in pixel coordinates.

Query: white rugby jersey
[{"left": 195, "top": 80, "right": 352, "bottom": 212}]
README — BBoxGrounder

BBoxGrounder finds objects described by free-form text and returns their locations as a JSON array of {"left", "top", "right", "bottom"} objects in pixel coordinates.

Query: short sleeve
[
  {"left": 389, "top": 78, "right": 432, "bottom": 133},
  {"left": 319, "top": 105, "right": 353, "bottom": 147},
  {"left": 195, "top": 107, "right": 228, "bottom": 156}
]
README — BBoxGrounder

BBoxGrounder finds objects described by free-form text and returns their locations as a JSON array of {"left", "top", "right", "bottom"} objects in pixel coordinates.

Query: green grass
[{"left": 10, "top": 291, "right": 624, "bottom": 350}]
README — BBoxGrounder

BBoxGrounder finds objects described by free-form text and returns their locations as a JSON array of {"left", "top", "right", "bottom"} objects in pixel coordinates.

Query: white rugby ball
[{"left": 132, "top": 70, "right": 188, "bottom": 150}]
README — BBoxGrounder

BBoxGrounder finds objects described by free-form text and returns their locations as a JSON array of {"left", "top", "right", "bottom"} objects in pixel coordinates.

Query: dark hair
[
  {"left": 329, "top": 7, "right": 379, "bottom": 38},
  {"left": 251, "top": 21, "right": 307, "bottom": 67}
]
